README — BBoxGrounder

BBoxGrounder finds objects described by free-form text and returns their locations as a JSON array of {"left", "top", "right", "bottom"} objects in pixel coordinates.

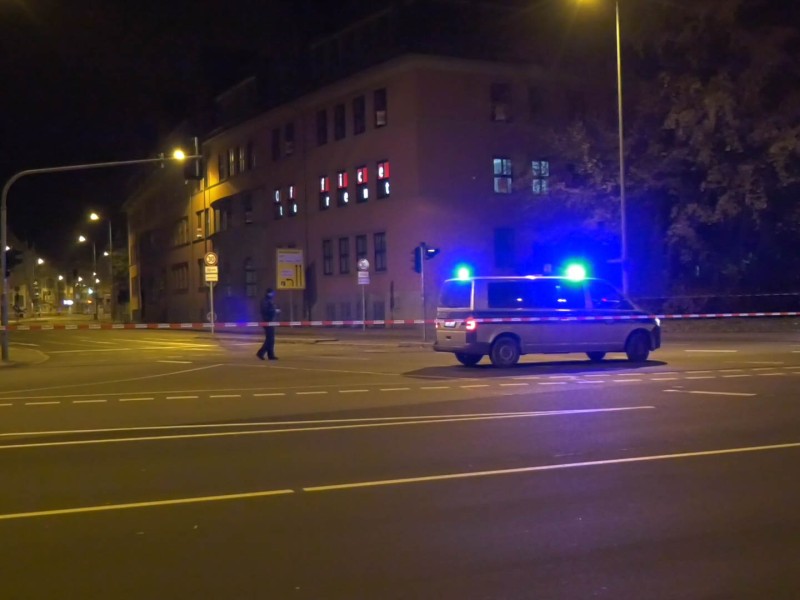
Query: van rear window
[
  {"left": 439, "top": 280, "right": 472, "bottom": 308},
  {"left": 487, "top": 280, "right": 585, "bottom": 309}
]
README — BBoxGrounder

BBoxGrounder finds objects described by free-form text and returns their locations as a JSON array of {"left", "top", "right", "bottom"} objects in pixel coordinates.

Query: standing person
[{"left": 256, "top": 288, "right": 279, "bottom": 360}]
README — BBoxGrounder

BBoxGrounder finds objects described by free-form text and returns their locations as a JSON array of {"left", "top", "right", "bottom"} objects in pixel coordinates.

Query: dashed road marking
[
  {"left": 119, "top": 398, "right": 154, "bottom": 402},
  {"left": 26, "top": 401, "right": 60, "bottom": 406},
  {"left": 253, "top": 392, "right": 286, "bottom": 397},
  {"left": 379, "top": 387, "right": 411, "bottom": 392},
  {"left": 296, "top": 391, "right": 328, "bottom": 396},
  {"left": 420, "top": 386, "right": 450, "bottom": 390},
  {"left": 339, "top": 389, "right": 369, "bottom": 394},
  {"left": 500, "top": 383, "right": 529, "bottom": 387},
  {"left": 73, "top": 399, "right": 107, "bottom": 404},
  {"left": 166, "top": 396, "right": 198, "bottom": 400},
  {"left": 665, "top": 389, "right": 756, "bottom": 397}
]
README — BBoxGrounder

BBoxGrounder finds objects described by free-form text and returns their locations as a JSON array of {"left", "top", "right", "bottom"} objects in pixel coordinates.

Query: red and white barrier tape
[{"left": 2, "top": 312, "right": 799, "bottom": 332}]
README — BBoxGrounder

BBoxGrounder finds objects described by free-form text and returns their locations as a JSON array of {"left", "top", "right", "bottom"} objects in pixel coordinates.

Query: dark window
[
  {"left": 355, "top": 234, "right": 367, "bottom": 261},
  {"left": 487, "top": 279, "right": 585, "bottom": 309},
  {"left": 491, "top": 82, "right": 512, "bottom": 122},
  {"left": 316, "top": 109, "right": 328, "bottom": 145},
  {"left": 587, "top": 280, "right": 632, "bottom": 310},
  {"left": 374, "top": 88, "right": 388, "bottom": 127},
  {"left": 242, "top": 193, "right": 253, "bottom": 224},
  {"left": 338, "top": 237, "right": 350, "bottom": 274},
  {"left": 322, "top": 240, "right": 333, "bottom": 275},
  {"left": 376, "top": 160, "right": 390, "bottom": 199},
  {"left": 356, "top": 166, "right": 369, "bottom": 203},
  {"left": 271, "top": 128, "right": 280, "bottom": 161},
  {"left": 353, "top": 95, "right": 366, "bottom": 135},
  {"left": 244, "top": 257, "right": 257, "bottom": 297},
  {"left": 439, "top": 280, "right": 472, "bottom": 308},
  {"left": 284, "top": 122, "right": 295, "bottom": 156},
  {"left": 494, "top": 227, "right": 515, "bottom": 269},
  {"left": 373, "top": 232, "right": 387, "bottom": 272},
  {"left": 528, "top": 87, "right": 542, "bottom": 119},
  {"left": 493, "top": 157, "right": 513, "bottom": 194},
  {"left": 334, "top": 104, "right": 346, "bottom": 140},
  {"left": 218, "top": 153, "right": 228, "bottom": 181},
  {"left": 246, "top": 141, "right": 255, "bottom": 170}
]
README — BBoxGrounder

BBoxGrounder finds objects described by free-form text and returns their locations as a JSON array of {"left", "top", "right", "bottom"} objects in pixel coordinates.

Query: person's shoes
[
  {"left": 268, "top": 356, "right": 278, "bottom": 361},
  {"left": 256, "top": 353, "right": 265, "bottom": 360}
]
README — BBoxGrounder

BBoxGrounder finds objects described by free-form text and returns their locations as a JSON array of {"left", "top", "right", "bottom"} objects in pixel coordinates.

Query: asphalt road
[{"left": 1, "top": 327, "right": 799, "bottom": 599}]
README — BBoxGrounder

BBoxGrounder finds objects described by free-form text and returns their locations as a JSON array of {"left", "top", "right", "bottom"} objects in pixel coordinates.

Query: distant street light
[
  {"left": 89, "top": 211, "right": 114, "bottom": 320},
  {"left": 78, "top": 234, "right": 98, "bottom": 320}
]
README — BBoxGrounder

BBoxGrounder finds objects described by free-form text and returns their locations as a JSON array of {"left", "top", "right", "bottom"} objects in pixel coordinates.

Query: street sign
[
  {"left": 276, "top": 249, "right": 305, "bottom": 290},
  {"left": 204, "top": 265, "right": 219, "bottom": 282},
  {"left": 358, "top": 271, "right": 370, "bottom": 285},
  {"left": 357, "top": 258, "right": 370, "bottom": 272},
  {"left": 204, "top": 251, "right": 218, "bottom": 266}
]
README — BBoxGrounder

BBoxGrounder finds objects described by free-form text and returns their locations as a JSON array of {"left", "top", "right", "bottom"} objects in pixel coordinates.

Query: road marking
[
  {"left": 25, "top": 401, "right": 60, "bottom": 406},
  {"left": 253, "top": 393, "right": 286, "bottom": 397},
  {"left": 579, "top": 380, "right": 604, "bottom": 384},
  {"left": 460, "top": 384, "right": 489, "bottom": 389},
  {"left": 0, "top": 489, "right": 295, "bottom": 521},
  {"left": 210, "top": 394, "right": 241, "bottom": 398},
  {"left": 539, "top": 382, "right": 566, "bottom": 386},
  {"left": 612, "top": 379, "right": 642, "bottom": 383},
  {"left": 0, "top": 403, "right": 12, "bottom": 407},
  {"left": 420, "top": 386, "right": 450, "bottom": 390},
  {"left": 720, "top": 369, "right": 745, "bottom": 373},
  {"left": 304, "top": 440, "right": 800, "bottom": 493},
  {"left": 500, "top": 383, "right": 528, "bottom": 387},
  {"left": 685, "top": 350, "right": 737, "bottom": 353},
  {"left": 119, "top": 398, "right": 154, "bottom": 402},
  {"left": 757, "top": 373, "right": 786, "bottom": 377},
  {"left": 685, "top": 376, "right": 715, "bottom": 380},
  {"left": 339, "top": 389, "right": 369, "bottom": 393},
  {"left": 651, "top": 377, "right": 679, "bottom": 381},
  {"left": 379, "top": 387, "right": 411, "bottom": 392},
  {"left": 664, "top": 389, "right": 756, "bottom": 397},
  {"left": 158, "top": 360, "right": 193, "bottom": 364},
  {"left": 722, "top": 374, "right": 750, "bottom": 378},
  {"left": 166, "top": 396, "right": 198, "bottom": 400},
  {"left": 73, "top": 399, "right": 107, "bottom": 404},
  {"left": 297, "top": 391, "right": 328, "bottom": 396},
  {"left": 686, "top": 370, "right": 714, "bottom": 374}
]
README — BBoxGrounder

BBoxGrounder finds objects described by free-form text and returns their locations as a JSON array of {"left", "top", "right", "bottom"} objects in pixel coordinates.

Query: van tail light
[{"left": 465, "top": 317, "right": 477, "bottom": 331}]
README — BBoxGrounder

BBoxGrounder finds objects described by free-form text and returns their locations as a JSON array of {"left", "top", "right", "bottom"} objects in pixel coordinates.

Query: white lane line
[
  {"left": 720, "top": 369, "right": 745, "bottom": 373},
  {"left": 539, "top": 382, "right": 566, "bottom": 386},
  {"left": 210, "top": 394, "right": 241, "bottom": 398},
  {"left": 304, "top": 440, "right": 800, "bottom": 493},
  {"left": 158, "top": 360, "right": 193, "bottom": 365},
  {"left": 297, "top": 391, "right": 328, "bottom": 396},
  {"left": 499, "top": 383, "right": 528, "bottom": 387},
  {"left": 119, "top": 398, "right": 154, "bottom": 403},
  {"left": 757, "top": 373, "right": 786, "bottom": 377},
  {"left": 460, "top": 384, "right": 489, "bottom": 389},
  {"left": 664, "top": 389, "right": 756, "bottom": 397},
  {"left": 73, "top": 400, "right": 107, "bottom": 404},
  {"left": 651, "top": 377, "right": 679, "bottom": 381},
  {"left": 579, "top": 380, "right": 605, "bottom": 384},
  {"left": 585, "top": 374, "right": 610, "bottom": 378},
  {"left": 686, "top": 376, "right": 716, "bottom": 380},
  {"left": 253, "top": 393, "right": 286, "bottom": 397},
  {"left": 0, "top": 489, "right": 295, "bottom": 521},
  {"left": 548, "top": 376, "right": 575, "bottom": 380},
  {"left": 421, "top": 386, "right": 450, "bottom": 390},
  {"left": 686, "top": 370, "right": 714, "bottom": 374},
  {"left": 0, "top": 403, "right": 12, "bottom": 407},
  {"left": 722, "top": 374, "right": 750, "bottom": 378},
  {"left": 25, "top": 401, "right": 60, "bottom": 406},
  {"left": 339, "top": 389, "right": 369, "bottom": 394},
  {"left": 612, "top": 379, "right": 642, "bottom": 383},
  {"left": 379, "top": 387, "right": 411, "bottom": 392},
  {"left": 166, "top": 396, "right": 198, "bottom": 400},
  {"left": 785, "top": 366, "right": 800, "bottom": 369}
]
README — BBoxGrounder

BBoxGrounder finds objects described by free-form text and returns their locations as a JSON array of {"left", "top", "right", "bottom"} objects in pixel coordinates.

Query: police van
[{"left": 433, "top": 275, "right": 661, "bottom": 367}]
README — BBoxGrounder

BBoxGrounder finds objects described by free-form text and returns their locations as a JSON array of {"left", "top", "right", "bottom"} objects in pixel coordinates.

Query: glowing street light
[
  {"left": 88, "top": 210, "right": 114, "bottom": 320},
  {"left": 77, "top": 234, "right": 98, "bottom": 320}
]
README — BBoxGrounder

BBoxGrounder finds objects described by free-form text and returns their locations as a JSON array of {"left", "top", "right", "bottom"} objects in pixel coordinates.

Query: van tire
[
  {"left": 587, "top": 351, "right": 606, "bottom": 362},
  {"left": 625, "top": 332, "right": 651, "bottom": 362},
  {"left": 490, "top": 336, "right": 520, "bottom": 368},
  {"left": 455, "top": 353, "right": 482, "bottom": 367}
]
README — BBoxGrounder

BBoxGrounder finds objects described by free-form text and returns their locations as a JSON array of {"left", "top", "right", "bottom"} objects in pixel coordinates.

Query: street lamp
[
  {"left": 78, "top": 234, "right": 98, "bottom": 320},
  {"left": 89, "top": 211, "right": 114, "bottom": 320}
]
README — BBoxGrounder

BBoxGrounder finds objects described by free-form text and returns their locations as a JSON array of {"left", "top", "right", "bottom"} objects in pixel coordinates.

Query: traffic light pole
[
  {"left": 1, "top": 154, "right": 199, "bottom": 362},
  {"left": 420, "top": 244, "right": 426, "bottom": 342}
]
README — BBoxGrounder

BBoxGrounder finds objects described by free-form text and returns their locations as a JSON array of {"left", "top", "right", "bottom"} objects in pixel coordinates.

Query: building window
[
  {"left": 356, "top": 166, "right": 369, "bottom": 203},
  {"left": 218, "top": 152, "right": 228, "bottom": 181},
  {"left": 274, "top": 188, "right": 285, "bottom": 219},
  {"left": 531, "top": 160, "right": 550, "bottom": 194},
  {"left": 490, "top": 82, "right": 512, "bottom": 122},
  {"left": 338, "top": 237, "right": 350, "bottom": 274},
  {"left": 374, "top": 88, "right": 388, "bottom": 127},
  {"left": 356, "top": 234, "right": 367, "bottom": 262},
  {"left": 322, "top": 239, "right": 333, "bottom": 275},
  {"left": 493, "top": 157, "right": 513, "bottom": 194},
  {"left": 242, "top": 193, "right": 253, "bottom": 224},
  {"left": 271, "top": 128, "right": 280, "bottom": 161},
  {"left": 319, "top": 175, "right": 331, "bottom": 210},
  {"left": 288, "top": 185, "right": 299, "bottom": 217},
  {"left": 195, "top": 211, "right": 205, "bottom": 239},
  {"left": 334, "top": 103, "right": 346, "bottom": 140},
  {"left": 374, "top": 232, "right": 387, "bottom": 272},
  {"left": 171, "top": 263, "right": 189, "bottom": 292},
  {"left": 284, "top": 122, "right": 295, "bottom": 156},
  {"left": 214, "top": 201, "right": 232, "bottom": 232},
  {"left": 244, "top": 257, "right": 257, "bottom": 297},
  {"left": 316, "top": 109, "right": 328, "bottom": 145},
  {"left": 376, "top": 160, "right": 390, "bottom": 199},
  {"left": 228, "top": 148, "right": 237, "bottom": 177},
  {"left": 336, "top": 170, "right": 350, "bottom": 206},
  {"left": 172, "top": 217, "right": 189, "bottom": 247},
  {"left": 353, "top": 95, "right": 366, "bottom": 135}
]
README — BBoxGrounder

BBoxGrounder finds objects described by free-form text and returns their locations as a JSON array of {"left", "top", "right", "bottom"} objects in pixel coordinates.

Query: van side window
[
  {"left": 487, "top": 280, "right": 585, "bottom": 309},
  {"left": 440, "top": 280, "right": 472, "bottom": 308},
  {"left": 587, "top": 280, "right": 632, "bottom": 310},
  {"left": 543, "top": 280, "right": 585, "bottom": 309}
]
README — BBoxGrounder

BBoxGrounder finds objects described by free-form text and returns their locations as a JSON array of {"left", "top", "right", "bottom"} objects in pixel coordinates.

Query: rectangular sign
[
  {"left": 204, "top": 265, "right": 219, "bottom": 283},
  {"left": 357, "top": 271, "right": 370, "bottom": 285},
  {"left": 276, "top": 249, "right": 305, "bottom": 290}
]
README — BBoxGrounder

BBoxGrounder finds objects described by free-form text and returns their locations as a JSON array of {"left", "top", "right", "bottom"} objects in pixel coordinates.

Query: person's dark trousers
[{"left": 257, "top": 326, "right": 277, "bottom": 360}]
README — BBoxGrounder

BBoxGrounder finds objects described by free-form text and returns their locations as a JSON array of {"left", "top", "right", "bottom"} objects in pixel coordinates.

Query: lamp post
[
  {"left": 89, "top": 211, "right": 114, "bottom": 320},
  {"left": 78, "top": 235, "right": 98, "bottom": 320}
]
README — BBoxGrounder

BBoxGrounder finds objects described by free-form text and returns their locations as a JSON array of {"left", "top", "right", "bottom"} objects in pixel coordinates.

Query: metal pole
[
  {"left": 420, "top": 244, "right": 426, "bottom": 342},
  {"left": 209, "top": 281, "right": 215, "bottom": 335},
  {"left": 361, "top": 285, "right": 366, "bottom": 331},
  {"left": 92, "top": 241, "right": 98, "bottom": 320},
  {"left": 615, "top": 0, "right": 629, "bottom": 296},
  {"left": 0, "top": 154, "right": 200, "bottom": 362},
  {"left": 108, "top": 219, "right": 114, "bottom": 321}
]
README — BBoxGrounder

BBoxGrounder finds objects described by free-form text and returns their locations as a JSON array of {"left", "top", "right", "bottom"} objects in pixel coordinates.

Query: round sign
[
  {"left": 204, "top": 252, "right": 218, "bottom": 266},
  {"left": 357, "top": 258, "right": 370, "bottom": 271}
]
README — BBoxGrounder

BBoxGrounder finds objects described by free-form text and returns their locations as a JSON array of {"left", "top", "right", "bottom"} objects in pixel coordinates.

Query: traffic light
[
  {"left": 412, "top": 242, "right": 441, "bottom": 273},
  {"left": 4, "top": 248, "right": 23, "bottom": 278}
]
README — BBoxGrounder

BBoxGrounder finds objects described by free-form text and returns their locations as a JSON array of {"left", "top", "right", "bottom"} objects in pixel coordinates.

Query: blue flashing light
[
  {"left": 455, "top": 264, "right": 473, "bottom": 280},
  {"left": 565, "top": 263, "right": 587, "bottom": 281}
]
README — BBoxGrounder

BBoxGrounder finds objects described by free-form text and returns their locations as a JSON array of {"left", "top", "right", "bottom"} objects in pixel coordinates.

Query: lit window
[
  {"left": 238, "top": 146, "right": 246, "bottom": 173},
  {"left": 319, "top": 176, "right": 331, "bottom": 210},
  {"left": 493, "top": 157, "right": 513, "bottom": 194},
  {"left": 288, "top": 185, "right": 298, "bottom": 217},
  {"left": 337, "top": 170, "right": 349, "bottom": 206},
  {"left": 531, "top": 160, "right": 550, "bottom": 194},
  {"left": 356, "top": 166, "right": 369, "bottom": 203},
  {"left": 228, "top": 148, "right": 237, "bottom": 176},
  {"left": 274, "top": 188, "right": 284, "bottom": 219},
  {"left": 376, "top": 160, "right": 390, "bottom": 199}
]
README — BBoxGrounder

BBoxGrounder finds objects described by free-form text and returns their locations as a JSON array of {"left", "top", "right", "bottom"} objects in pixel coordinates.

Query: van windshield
[{"left": 439, "top": 280, "right": 472, "bottom": 308}]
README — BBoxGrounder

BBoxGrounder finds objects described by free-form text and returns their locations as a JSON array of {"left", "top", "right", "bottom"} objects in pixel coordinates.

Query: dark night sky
[{"left": 0, "top": 0, "right": 380, "bottom": 258}]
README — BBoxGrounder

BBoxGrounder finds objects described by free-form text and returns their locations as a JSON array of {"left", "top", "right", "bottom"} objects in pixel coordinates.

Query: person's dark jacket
[{"left": 260, "top": 296, "right": 277, "bottom": 322}]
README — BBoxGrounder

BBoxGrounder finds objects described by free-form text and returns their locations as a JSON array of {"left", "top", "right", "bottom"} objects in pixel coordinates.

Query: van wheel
[
  {"left": 490, "top": 336, "right": 520, "bottom": 368},
  {"left": 455, "top": 353, "right": 482, "bottom": 367},
  {"left": 625, "top": 332, "right": 651, "bottom": 362},
  {"left": 587, "top": 351, "right": 606, "bottom": 362}
]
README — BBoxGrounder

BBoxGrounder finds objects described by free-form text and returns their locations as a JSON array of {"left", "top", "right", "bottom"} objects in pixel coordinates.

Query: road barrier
[{"left": 2, "top": 311, "right": 800, "bottom": 331}]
